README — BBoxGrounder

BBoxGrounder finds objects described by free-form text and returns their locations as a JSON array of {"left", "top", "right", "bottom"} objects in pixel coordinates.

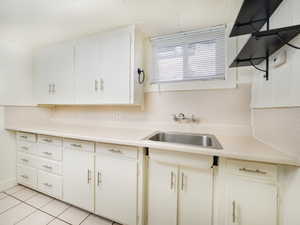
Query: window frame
[{"left": 145, "top": 25, "right": 237, "bottom": 92}]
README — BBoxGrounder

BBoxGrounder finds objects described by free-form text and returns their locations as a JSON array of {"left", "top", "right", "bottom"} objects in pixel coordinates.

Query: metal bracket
[
  {"left": 276, "top": 33, "right": 300, "bottom": 50},
  {"left": 249, "top": 58, "right": 269, "bottom": 81}
]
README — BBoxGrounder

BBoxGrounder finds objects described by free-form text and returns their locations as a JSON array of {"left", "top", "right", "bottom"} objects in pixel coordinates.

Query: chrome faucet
[{"left": 173, "top": 113, "right": 198, "bottom": 123}]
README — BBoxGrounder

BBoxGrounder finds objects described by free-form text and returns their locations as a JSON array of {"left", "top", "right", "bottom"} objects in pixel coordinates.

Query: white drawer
[
  {"left": 17, "top": 152, "right": 37, "bottom": 168},
  {"left": 96, "top": 143, "right": 138, "bottom": 159},
  {"left": 37, "top": 158, "right": 62, "bottom": 175},
  {"left": 17, "top": 141, "right": 36, "bottom": 155},
  {"left": 17, "top": 165, "right": 37, "bottom": 187},
  {"left": 149, "top": 149, "right": 213, "bottom": 169},
  {"left": 38, "top": 135, "right": 62, "bottom": 146},
  {"left": 37, "top": 144, "right": 62, "bottom": 161},
  {"left": 38, "top": 171, "right": 62, "bottom": 199},
  {"left": 17, "top": 132, "right": 36, "bottom": 143},
  {"left": 226, "top": 159, "right": 277, "bottom": 181},
  {"left": 64, "top": 139, "right": 95, "bottom": 152}
]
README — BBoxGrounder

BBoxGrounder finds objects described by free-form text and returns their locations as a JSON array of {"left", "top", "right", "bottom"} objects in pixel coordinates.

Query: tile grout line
[
  {"left": 78, "top": 213, "right": 91, "bottom": 225},
  {"left": 14, "top": 208, "right": 38, "bottom": 225},
  {"left": 6, "top": 192, "right": 74, "bottom": 225},
  {"left": 3, "top": 186, "right": 117, "bottom": 225},
  {"left": 4, "top": 185, "right": 75, "bottom": 225},
  {"left": 0, "top": 201, "right": 23, "bottom": 216}
]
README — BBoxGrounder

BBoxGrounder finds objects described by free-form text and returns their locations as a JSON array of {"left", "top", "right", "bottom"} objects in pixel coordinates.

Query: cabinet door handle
[
  {"left": 48, "top": 84, "right": 51, "bottom": 94},
  {"left": 94, "top": 80, "right": 98, "bottom": 91},
  {"left": 87, "top": 169, "right": 91, "bottom": 184},
  {"left": 52, "top": 84, "right": 56, "bottom": 93},
  {"left": 20, "top": 135, "right": 28, "bottom": 139},
  {"left": 97, "top": 172, "right": 102, "bottom": 186},
  {"left": 99, "top": 78, "right": 104, "bottom": 91},
  {"left": 170, "top": 171, "right": 175, "bottom": 190},
  {"left": 232, "top": 200, "right": 236, "bottom": 223},
  {"left": 21, "top": 146, "right": 29, "bottom": 151},
  {"left": 239, "top": 167, "right": 267, "bottom": 175},
  {"left": 181, "top": 172, "right": 185, "bottom": 191}
]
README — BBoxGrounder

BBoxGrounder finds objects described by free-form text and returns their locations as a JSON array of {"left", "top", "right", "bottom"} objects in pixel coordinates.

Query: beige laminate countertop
[{"left": 6, "top": 123, "right": 300, "bottom": 167}]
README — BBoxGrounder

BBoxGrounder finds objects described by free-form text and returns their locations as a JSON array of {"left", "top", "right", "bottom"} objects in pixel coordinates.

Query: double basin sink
[{"left": 146, "top": 132, "right": 223, "bottom": 150}]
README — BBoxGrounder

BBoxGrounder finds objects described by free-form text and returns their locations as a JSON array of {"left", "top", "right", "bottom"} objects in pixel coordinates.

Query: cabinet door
[
  {"left": 95, "top": 154, "right": 137, "bottom": 225},
  {"left": 75, "top": 35, "right": 103, "bottom": 104},
  {"left": 34, "top": 41, "right": 75, "bottom": 104},
  {"left": 34, "top": 47, "right": 54, "bottom": 103},
  {"left": 99, "top": 29, "right": 131, "bottom": 104},
  {"left": 63, "top": 148, "right": 94, "bottom": 211},
  {"left": 148, "top": 160, "right": 178, "bottom": 225},
  {"left": 179, "top": 167, "right": 213, "bottom": 225},
  {"left": 226, "top": 178, "right": 277, "bottom": 225}
]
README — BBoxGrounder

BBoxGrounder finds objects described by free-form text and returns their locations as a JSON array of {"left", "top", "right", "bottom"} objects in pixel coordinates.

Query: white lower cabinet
[
  {"left": 223, "top": 160, "right": 278, "bottom": 225},
  {"left": 179, "top": 166, "right": 213, "bottom": 225},
  {"left": 225, "top": 179, "right": 277, "bottom": 225},
  {"left": 62, "top": 142, "right": 95, "bottom": 212},
  {"left": 95, "top": 144, "right": 138, "bottom": 225},
  {"left": 148, "top": 161, "right": 178, "bottom": 225},
  {"left": 148, "top": 150, "right": 213, "bottom": 225}
]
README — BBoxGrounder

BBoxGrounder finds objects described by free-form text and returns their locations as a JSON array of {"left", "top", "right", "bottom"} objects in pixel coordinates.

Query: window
[{"left": 151, "top": 25, "right": 225, "bottom": 83}]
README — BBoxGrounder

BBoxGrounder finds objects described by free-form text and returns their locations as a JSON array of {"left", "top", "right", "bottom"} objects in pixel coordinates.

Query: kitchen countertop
[{"left": 6, "top": 123, "right": 300, "bottom": 167}]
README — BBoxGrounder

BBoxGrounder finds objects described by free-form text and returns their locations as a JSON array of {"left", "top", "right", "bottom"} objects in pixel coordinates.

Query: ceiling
[{"left": 0, "top": 0, "right": 243, "bottom": 49}]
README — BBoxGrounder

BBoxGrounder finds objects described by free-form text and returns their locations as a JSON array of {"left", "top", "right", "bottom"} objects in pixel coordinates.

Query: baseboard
[{"left": 0, "top": 178, "right": 17, "bottom": 192}]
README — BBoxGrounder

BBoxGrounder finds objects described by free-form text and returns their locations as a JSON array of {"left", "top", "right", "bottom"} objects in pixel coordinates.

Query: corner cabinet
[
  {"left": 148, "top": 149, "right": 214, "bottom": 225},
  {"left": 33, "top": 25, "right": 144, "bottom": 105}
]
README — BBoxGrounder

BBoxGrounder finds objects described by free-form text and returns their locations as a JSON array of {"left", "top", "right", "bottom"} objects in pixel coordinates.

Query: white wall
[
  {"left": 249, "top": 1, "right": 300, "bottom": 225},
  {"left": 0, "top": 39, "right": 36, "bottom": 190},
  {"left": 0, "top": 41, "right": 35, "bottom": 106},
  {"left": 0, "top": 107, "right": 17, "bottom": 191}
]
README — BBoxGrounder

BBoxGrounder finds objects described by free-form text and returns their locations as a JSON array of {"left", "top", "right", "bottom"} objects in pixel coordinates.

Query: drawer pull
[
  {"left": 43, "top": 183, "right": 52, "bottom": 188},
  {"left": 21, "top": 146, "right": 29, "bottom": 150},
  {"left": 20, "top": 136, "right": 28, "bottom": 139},
  {"left": 21, "top": 158, "right": 29, "bottom": 163},
  {"left": 43, "top": 152, "right": 53, "bottom": 156},
  {"left": 43, "top": 139, "right": 53, "bottom": 143},
  {"left": 21, "top": 175, "right": 29, "bottom": 179},
  {"left": 108, "top": 149, "right": 122, "bottom": 154},
  {"left": 42, "top": 165, "right": 52, "bottom": 170},
  {"left": 239, "top": 167, "right": 267, "bottom": 175},
  {"left": 71, "top": 143, "right": 82, "bottom": 148}
]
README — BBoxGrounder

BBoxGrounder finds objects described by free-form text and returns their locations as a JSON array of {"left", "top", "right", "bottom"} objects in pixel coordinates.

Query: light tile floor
[{"left": 0, "top": 185, "right": 119, "bottom": 225}]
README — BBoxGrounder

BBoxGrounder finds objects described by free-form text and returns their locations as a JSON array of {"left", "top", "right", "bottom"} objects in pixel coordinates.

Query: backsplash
[{"left": 4, "top": 84, "right": 252, "bottom": 136}]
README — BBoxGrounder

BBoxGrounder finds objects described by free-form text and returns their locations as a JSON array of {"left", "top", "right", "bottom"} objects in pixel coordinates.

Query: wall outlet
[{"left": 271, "top": 50, "right": 287, "bottom": 68}]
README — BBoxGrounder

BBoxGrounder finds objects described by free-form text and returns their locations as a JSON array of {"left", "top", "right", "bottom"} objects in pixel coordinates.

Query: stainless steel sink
[{"left": 146, "top": 132, "right": 222, "bottom": 149}]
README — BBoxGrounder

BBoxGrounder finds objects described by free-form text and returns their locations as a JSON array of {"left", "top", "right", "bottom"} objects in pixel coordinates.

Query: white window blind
[{"left": 151, "top": 25, "right": 226, "bottom": 83}]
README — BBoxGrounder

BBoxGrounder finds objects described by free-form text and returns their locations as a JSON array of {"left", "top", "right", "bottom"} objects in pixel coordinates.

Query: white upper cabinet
[
  {"left": 33, "top": 41, "right": 75, "bottom": 104},
  {"left": 33, "top": 25, "right": 144, "bottom": 105}
]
